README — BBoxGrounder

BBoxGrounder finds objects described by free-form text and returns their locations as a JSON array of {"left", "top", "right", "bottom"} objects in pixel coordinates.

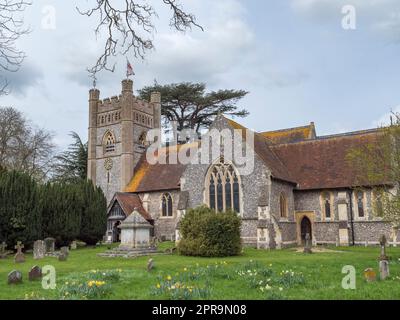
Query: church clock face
[{"left": 104, "top": 158, "right": 113, "bottom": 171}]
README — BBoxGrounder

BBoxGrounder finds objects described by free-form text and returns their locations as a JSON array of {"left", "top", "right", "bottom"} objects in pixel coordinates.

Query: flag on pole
[{"left": 126, "top": 59, "right": 134, "bottom": 77}]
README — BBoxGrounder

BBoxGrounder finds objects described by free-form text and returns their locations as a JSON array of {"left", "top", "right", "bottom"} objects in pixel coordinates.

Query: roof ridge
[{"left": 260, "top": 123, "right": 314, "bottom": 134}]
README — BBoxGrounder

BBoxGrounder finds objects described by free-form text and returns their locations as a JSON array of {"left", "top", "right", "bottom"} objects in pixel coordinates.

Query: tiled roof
[
  {"left": 225, "top": 117, "right": 297, "bottom": 184},
  {"left": 111, "top": 192, "right": 152, "bottom": 221},
  {"left": 260, "top": 123, "right": 316, "bottom": 144},
  {"left": 124, "top": 143, "right": 198, "bottom": 193},
  {"left": 272, "top": 130, "right": 384, "bottom": 190}
]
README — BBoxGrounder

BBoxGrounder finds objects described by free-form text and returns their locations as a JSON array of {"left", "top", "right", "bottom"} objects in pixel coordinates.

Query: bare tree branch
[
  {"left": 77, "top": 0, "right": 202, "bottom": 75},
  {"left": 0, "top": 0, "right": 31, "bottom": 95}
]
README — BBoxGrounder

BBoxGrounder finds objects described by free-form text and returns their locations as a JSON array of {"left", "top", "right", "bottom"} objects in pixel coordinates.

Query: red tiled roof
[
  {"left": 272, "top": 130, "right": 384, "bottom": 190},
  {"left": 125, "top": 144, "right": 197, "bottom": 193},
  {"left": 260, "top": 123, "right": 316, "bottom": 144},
  {"left": 112, "top": 192, "right": 152, "bottom": 221},
  {"left": 226, "top": 118, "right": 297, "bottom": 184}
]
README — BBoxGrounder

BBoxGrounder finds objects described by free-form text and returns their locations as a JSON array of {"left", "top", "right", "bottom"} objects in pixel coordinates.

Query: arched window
[
  {"left": 280, "top": 193, "right": 287, "bottom": 218},
  {"left": 206, "top": 158, "right": 241, "bottom": 213},
  {"left": 356, "top": 191, "right": 365, "bottom": 218},
  {"left": 321, "top": 191, "right": 332, "bottom": 219},
  {"left": 103, "top": 131, "right": 116, "bottom": 153},
  {"left": 162, "top": 193, "right": 173, "bottom": 217}
]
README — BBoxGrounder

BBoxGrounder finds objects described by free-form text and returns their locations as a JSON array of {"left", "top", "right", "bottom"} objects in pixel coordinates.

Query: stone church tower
[{"left": 87, "top": 79, "right": 161, "bottom": 203}]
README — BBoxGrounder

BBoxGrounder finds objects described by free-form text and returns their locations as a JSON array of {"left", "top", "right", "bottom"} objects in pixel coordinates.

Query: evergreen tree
[
  {"left": 0, "top": 170, "right": 42, "bottom": 247},
  {"left": 78, "top": 180, "right": 107, "bottom": 245},
  {"left": 138, "top": 82, "right": 249, "bottom": 133}
]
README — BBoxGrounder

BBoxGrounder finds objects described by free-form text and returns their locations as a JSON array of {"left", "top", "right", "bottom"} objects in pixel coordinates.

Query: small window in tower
[{"left": 103, "top": 131, "right": 116, "bottom": 154}]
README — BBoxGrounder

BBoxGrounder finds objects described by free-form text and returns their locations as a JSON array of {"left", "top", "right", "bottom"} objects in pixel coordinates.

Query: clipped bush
[{"left": 178, "top": 206, "right": 242, "bottom": 257}]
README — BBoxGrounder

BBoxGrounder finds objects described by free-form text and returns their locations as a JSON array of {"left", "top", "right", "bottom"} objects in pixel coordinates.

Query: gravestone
[
  {"left": 0, "top": 242, "right": 7, "bottom": 259},
  {"left": 303, "top": 233, "right": 312, "bottom": 254},
  {"left": 364, "top": 268, "right": 376, "bottom": 282},
  {"left": 379, "top": 235, "right": 390, "bottom": 280},
  {"left": 33, "top": 240, "right": 45, "bottom": 260},
  {"left": 58, "top": 253, "right": 67, "bottom": 261},
  {"left": 14, "top": 241, "right": 25, "bottom": 263},
  {"left": 379, "top": 235, "right": 388, "bottom": 260},
  {"left": 8, "top": 270, "right": 22, "bottom": 285},
  {"left": 147, "top": 258, "right": 154, "bottom": 272},
  {"left": 70, "top": 241, "right": 77, "bottom": 250},
  {"left": 28, "top": 266, "right": 42, "bottom": 281},
  {"left": 60, "top": 246, "right": 69, "bottom": 257},
  {"left": 44, "top": 238, "right": 55, "bottom": 254}
]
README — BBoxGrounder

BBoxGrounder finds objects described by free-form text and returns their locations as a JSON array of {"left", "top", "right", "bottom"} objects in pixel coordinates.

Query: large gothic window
[
  {"left": 206, "top": 158, "right": 241, "bottom": 213},
  {"left": 162, "top": 193, "right": 173, "bottom": 217},
  {"left": 103, "top": 131, "right": 116, "bottom": 154}
]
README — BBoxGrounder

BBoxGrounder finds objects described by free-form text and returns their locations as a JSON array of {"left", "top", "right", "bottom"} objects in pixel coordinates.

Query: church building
[{"left": 87, "top": 79, "right": 400, "bottom": 248}]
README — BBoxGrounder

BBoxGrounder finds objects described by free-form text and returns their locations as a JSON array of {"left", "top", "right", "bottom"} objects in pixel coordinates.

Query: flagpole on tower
[{"left": 126, "top": 58, "right": 134, "bottom": 79}]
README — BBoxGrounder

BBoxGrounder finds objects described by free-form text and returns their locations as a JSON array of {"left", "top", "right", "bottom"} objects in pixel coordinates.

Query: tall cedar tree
[
  {"left": 138, "top": 82, "right": 249, "bottom": 133},
  {"left": 0, "top": 170, "right": 42, "bottom": 247}
]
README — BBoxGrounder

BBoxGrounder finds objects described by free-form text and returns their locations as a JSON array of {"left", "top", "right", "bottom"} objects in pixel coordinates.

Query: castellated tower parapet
[{"left": 87, "top": 79, "right": 162, "bottom": 204}]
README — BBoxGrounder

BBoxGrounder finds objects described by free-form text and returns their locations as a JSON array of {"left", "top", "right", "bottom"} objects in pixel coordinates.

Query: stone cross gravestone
[
  {"left": 303, "top": 233, "right": 312, "bottom": 254},
  {"left": 379, "top": 235, "right": 390, "bottom": 280},
  {"left": 379, "top": 235, "right": 388, "bottom": 260},
  {"left": 44, "top": 238, "right": 55, "bottom": 254},
  {"left": 8, "top": 270, "right": 22, "bottom": 285},
  {"left": 33, "top": 240, "right": 45, "bottom": 260},
  {"left": 14, "top": 241, "right": 25, "bottom": 263},
  {"left": 0, "top": 242, "right": 7, "bottom": 259},
  {"left": 29, "top": 266, "right": 42, "bottom": 281}
]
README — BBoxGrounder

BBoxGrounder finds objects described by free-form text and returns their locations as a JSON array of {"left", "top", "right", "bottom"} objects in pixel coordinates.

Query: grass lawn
[{"left": 1, "top": 243, "right": 400, "bottom": 300}]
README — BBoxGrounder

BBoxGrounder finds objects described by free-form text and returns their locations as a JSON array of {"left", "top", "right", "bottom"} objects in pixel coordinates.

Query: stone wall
[{"left": 138, "top": 190, "right": 180, "bottom": 241}]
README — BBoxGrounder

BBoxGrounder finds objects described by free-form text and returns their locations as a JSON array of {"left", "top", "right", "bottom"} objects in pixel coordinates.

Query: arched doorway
[
  {"left": 300, "top": 217, "right": 312, "bottom": 244},
  {"left": 112, "top": 221, "right": 121, "bottom": 243}
]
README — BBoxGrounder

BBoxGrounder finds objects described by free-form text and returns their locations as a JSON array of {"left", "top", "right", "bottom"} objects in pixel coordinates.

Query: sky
[{"left": 1, "top": 0, "right": 400, "bottom": 151}]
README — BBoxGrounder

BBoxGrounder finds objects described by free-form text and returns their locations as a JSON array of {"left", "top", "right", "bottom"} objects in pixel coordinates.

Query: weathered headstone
[
  {"left": 147, "top": 258, "right": 154, "bottom": 272},
  {"left": 28, "top": 266, "right": 42, "bottom": 281},
  {"left": 33, "top": 240, "right": 45, "bottom": 260},
  {"left": 303, "top": 233, "right": 312, "bottom": 254},
  {"left": 364, "top": 268, "right": 376, "bottom": 282},
  {"left": 14, "top": 241, "right": 25, "bottom": 263},
  {"left": 44, "top": 237, "right": 55, "bottom": 254},
  {"left": 60, "top": 246, "right": 69, "bottom": 257},
  {"left": 379, "top": 235, "right": 390, "bottom": 280},
  {"left": 0, "top": 242, "right": 7, "bottom": 259},
  {"left": 70, "top": 241, "right": 77, "bottom": 250},
  {"left": 8, "top": 270, "right": 22, "bottom": 285}
]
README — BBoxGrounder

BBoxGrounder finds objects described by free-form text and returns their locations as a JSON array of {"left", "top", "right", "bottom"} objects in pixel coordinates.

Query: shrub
[{"left": 178, "top": 206, "right": 242, "bottom": 257}]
